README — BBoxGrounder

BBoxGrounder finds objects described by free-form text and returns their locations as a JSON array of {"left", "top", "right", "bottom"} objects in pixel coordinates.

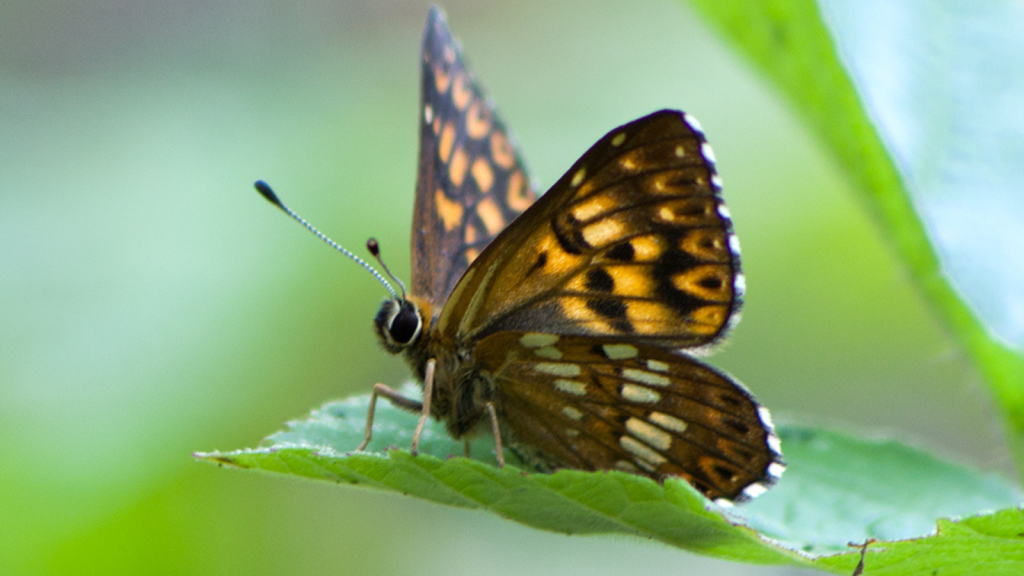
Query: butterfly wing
[
  {"left": 436, "top": 110, "right": 742, "bottom": 351},
  {"left": 474, "top": 331, "right": 784, "bottom": 502},
  {"left": 412, "top": 7, "right": 537, "bottom": 307}
]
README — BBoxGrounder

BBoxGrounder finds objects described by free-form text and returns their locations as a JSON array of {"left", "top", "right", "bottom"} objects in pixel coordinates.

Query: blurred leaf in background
[{"left": 0, "top": 1, "right": 1014, "bottom": 575}]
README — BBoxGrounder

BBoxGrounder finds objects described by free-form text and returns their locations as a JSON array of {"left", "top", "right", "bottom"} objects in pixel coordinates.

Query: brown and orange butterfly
[{"left": 257, "top": 7, "right": 783, "bottom": 504}]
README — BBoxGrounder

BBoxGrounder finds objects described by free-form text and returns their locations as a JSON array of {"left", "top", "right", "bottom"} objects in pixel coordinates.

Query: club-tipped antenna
[
  {"left": 366, "top": 238, "right": 408, "bottom": 300},
  {"left": 254, "top": 180, "right": 398, "bottom": 300}
]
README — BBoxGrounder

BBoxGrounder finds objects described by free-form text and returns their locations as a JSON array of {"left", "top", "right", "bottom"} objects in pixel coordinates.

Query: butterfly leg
[
  {"left": 356, "top": 383, "right": 424, "bottom": 452},
  {"left": 485, "top": 402, "right": 505, "bottom": 467},
  {"left": 410, "top": 358, "right": 436, "bottom": 457}
]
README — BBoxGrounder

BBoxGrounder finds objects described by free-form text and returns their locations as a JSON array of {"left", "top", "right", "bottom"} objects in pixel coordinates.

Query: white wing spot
[
  {"left": 571, "top": 168, "right": 587, "bottom": 187},
  {"left": 645, "top": 359, "right": 669, "bottom": 373},
  {"left": 711, "top": 174, "right": 723, "bottom": 189},
  {"left": 684, "top": 113, "right": 704, "bottom": 133},
  {"left": 611, "top": 132, "right": 626, "bottom": 147},
  {"left": 742, "top": 483, "right": 769, "bottom": 500},
  {"left": 626, "top": 417, "right": 672, "bottom": 450},
  {"left": 620, "top": 384, "right": 661, "bottom": 404},
  {"left": 768, "top": 434, "right": 783, "bottom": 455},
  {"left": 562, "top": 406, "right": 583, "bottom": 421},
  {"left": 424, "top": 104, "right": 433, "bottom": 124},
  {"left": 536, "top": 362, "right": 581, "bottom": 377},
  {"left": 757, "top": 406, "right": 776, "bottom": 429},
  {"left": 614, "top": 460, "right": 639, "bottom": 472},
  {"left": 728, "top": 234, "right": 741, "bottom": 255},
  {"left": 602, "top": 343, "right": 638, "bottom": 359},
  {"left": 768, "top": 462, "right": 786, "bottom": 479},
  {"left": 520, "top": 333, "right": 559, "bottom": 348},
  {"left": 620, "top": 436, "right": 667, "bottom": 468},
  {"left": 534, "top": 346, "right": 563, "bottom": 360},
  {"left": 701, "top": 142, "right": 717, "bottom": 164},
  {"left": 554, "top": 379, "right": 588, "bottom": 396},
  {"left": 717, "top": 204, "right": 732, "bottom": 220},
  {"left": 649, "top": 411, "right": 688, "bottom": 434},
  {"left": 622, "top": 368, "right": 670, "bottom": 387},
  {"left": 734, "top": 273, "right": 747, "bottom": 296},
  {"left": 565, "top": 428, "right": 580, "bottom": 438}
]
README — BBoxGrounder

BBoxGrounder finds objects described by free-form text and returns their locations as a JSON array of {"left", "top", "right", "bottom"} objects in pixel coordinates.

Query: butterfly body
[{"left": 363, "top": 7, "right": 784, "bottom": 504}]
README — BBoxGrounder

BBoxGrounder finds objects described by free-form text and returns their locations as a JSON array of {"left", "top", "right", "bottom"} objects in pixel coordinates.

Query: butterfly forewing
[
  {"left": 438, "top": 110, "right": 743, "bottom": 350},
  {"left": 474, "top": 332, "right": 782, "bottom": 502},
  {"left": 413, "top": 8, "right": 538, "bottom": 307}
]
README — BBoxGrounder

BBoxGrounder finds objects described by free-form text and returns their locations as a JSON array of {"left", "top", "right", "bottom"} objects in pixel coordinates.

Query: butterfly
[{"left": 261, "top": 6, "right": 784, "bottom": 505}]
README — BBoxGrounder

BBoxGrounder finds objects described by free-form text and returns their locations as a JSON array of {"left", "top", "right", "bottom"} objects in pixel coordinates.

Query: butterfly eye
[{"left": 388, "top": 303, "right": 422, "bottom": 345}]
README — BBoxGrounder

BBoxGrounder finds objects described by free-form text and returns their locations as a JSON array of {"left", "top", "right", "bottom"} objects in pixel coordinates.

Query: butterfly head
[{"left": 374, "top": 297, "right": 424, "bottom": 353}]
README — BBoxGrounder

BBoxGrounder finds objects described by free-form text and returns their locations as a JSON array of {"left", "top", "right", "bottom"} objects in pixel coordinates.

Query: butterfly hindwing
[
  {"left": 474, "top": 331, "right": 783, "bottom": 502},
  {"left": 436, "top": 110, "right": 743, "bottom": 350},
  {"left": 412, "top": 8, "right": 538, "bottom": 308}
]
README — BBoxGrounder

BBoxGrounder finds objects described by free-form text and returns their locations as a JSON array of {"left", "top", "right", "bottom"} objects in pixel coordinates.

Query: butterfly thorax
[{"left": 374, "top": 295, "right": 493, "bottom": 439}]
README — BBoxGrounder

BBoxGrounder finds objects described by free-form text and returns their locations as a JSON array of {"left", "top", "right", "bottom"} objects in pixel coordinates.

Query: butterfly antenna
[
  {"left": 366, "top": 238, "right": 408, "bottom": 300},
  {"left": 254, "top": 180, "right": 398, "bottom": 299}
]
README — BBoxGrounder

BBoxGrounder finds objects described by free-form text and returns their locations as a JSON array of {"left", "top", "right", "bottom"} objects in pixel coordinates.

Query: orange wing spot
[
  {"left": 631, "top": 235, "right": 667, "bottom": 262},
  {"left": 572, "top": 178, "right": 598, "bottom": 200},
  {"left": 490, "top": 132, "right": 516, "bottom": 169},
  {"left": 607, "top": 266, "right": 654, "bottom": 297},
  {"left": 680, "top": 229, "right": 728, "bottom": 262},
  {"left": 443, "top": 45, "right": 456, "bottom": 63},
  {"left": 439, "top": 122, "right": 456, "bottom": 163},
  {"left": 471, "top": 157, "right": 494, "bottom": 193},
  {"left": 434, "top": 66, "right": 452, "bottom": 94},
  {"left": 476, "top": 196, "right": 506, "bottom": 235},
  {"left": 671, "top": 265, "right": 732, "bottom": 302},
  {"left": 538, "top": 232, "right": 585, "bottom": 273},
  {"left": 435, "top": 189, "right": 464, "bottom": 231},
  {"left": 581, "top": 217, "right": 625, "bottom": 248},
  {"left": 656, "top": 198, "right": 717, "bottom": 226},
  {"left": 571, "top": 193, "right": 616, "bottom": 222},
  {"left": 619, "top": 150, "right": 642, "bottom": 172},
  {"left": 465, "top": 247, "right": 480, "bottom": 265},
  {"left": 464, "top": 222, "right": 479, "bottom": 244},
  {"left": 649, "top": 171, "right": 686, "bottom": 195},
  {"left": 449, "top": 147, "right": 469, "bottom": 187},
  {"left": 465, "top": 101, "right": 491, "bottom": 139},
  {"left": 506, "top": 171, "right": 534, "bottom": 212},
  {"left": 560, "top": 296, "right": 600, "bottom": 323},
  {"left": 432, "top": 114, "right": 441, "bottom": 136},
  {"left": 627, "top": 301, "right": 675, "bottom": 335},
  {"left": 565, "top": 273, "right": 587, "bottom": 293},
  {"left": 688, "top": 305, "right": 727, "bottom": 332},
  {"left": 452, "top": 74, "right": 472, "bottom": 110}
]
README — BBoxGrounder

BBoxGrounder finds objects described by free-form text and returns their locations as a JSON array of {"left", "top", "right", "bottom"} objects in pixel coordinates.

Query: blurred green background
[{"left": 0, "top": 1, "right": 1009, "bottom": 574}]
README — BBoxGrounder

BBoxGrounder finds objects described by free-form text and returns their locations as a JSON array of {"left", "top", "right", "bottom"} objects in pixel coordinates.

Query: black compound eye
[{"left": 389, "top": 307, "right": 420, "bottom": 344}]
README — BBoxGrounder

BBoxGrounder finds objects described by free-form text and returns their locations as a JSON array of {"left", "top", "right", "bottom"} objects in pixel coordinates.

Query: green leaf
[
  {"left": 814, "top": 508, "right": 1024, "bottom": 575},
  {"left": 683, "top": 0, "right": 1024, "bottom": 473},
  {"left": 196, "top": 391, "right": 1023, "bottom": 573}
]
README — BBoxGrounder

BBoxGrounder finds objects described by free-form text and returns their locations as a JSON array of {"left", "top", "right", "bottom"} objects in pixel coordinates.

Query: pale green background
[{"left": 0, "top": 1, "right": 1005, "bottom": 574}]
